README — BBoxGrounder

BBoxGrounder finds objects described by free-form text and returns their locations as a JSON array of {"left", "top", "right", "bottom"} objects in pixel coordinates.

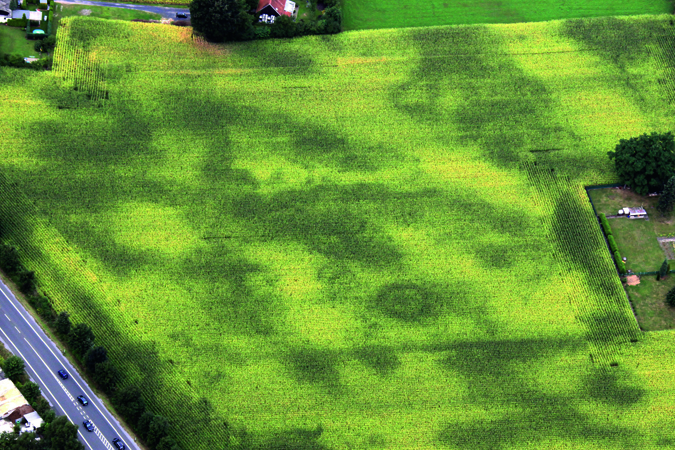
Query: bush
[
  {"left": 599, "top": 213, "right": 612, "bottom": 236},
  {"left": 253, "top": 25, "right": 271, "bottom": 39},
  {"left": 667, "top": 286, "right": 675, "bottom": 307},
  {"left": 614, "top": 251, "right": 627, "bottom": 274},
  {"left": 55, "top": 312, "right": 71, "bottom": 336},
  {"left": 6, "top": 18, "right": 27, "bottom": 27},
  {"left": 607, "top": 235, "right": 619, "bottom": 254},
  {"left": 270, "top": 15, "right": 297, "bottom": 38},
  {"left": 319, "top": 6, "right": 341, "bottom": 34}
]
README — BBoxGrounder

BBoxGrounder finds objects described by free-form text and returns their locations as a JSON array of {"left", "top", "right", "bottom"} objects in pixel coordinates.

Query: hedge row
[
  {"left": 614, "top": 251, "right": 627, "bottom": 274},
  {"left": 7, "top": 18, "right": 27, "bottom": 27},
  {"left": 599, "top": 213, "right": 613, "bottom": 237}
]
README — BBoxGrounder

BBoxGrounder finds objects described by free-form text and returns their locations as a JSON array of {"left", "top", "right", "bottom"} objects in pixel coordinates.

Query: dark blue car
[
  {"left": 77, "top": 395, "right": 88, "bottom": 406},
  {"left": 112, "top": 438, "right": 125, "bottom": 449},
  {"left": 57, "top": 370, "right": 68, "bottom": 380},
  {"left": 83, "top": 420, "right": 94, "bottom": 432}
]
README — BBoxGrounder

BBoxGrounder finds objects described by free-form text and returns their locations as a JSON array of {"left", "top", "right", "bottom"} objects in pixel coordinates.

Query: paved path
[
  {"left": 0, "top": 278, "right": 140, "bottom": 450},
  {"left": 56, "top": 0, "right": 189, "bottom": 19}
]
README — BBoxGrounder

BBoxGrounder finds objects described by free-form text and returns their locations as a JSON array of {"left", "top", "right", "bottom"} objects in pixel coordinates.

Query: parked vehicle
[{"left": 57, "top": 369, "right": 68, "bottom": 380}]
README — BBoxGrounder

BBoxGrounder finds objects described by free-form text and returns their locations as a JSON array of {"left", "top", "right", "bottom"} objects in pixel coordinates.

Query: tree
[
  {"left": 84, "top": 346, "right": 107, "bottom": 373},
  {"left": 189, "top": 0, "right": 255, "bottom": 42},
  {"left": 319, "top": 6, "right": 341, "bottom": 34},
  {"left": 659, "top": 259, "right": 670, "bottom": 280},
  {"left": 55, "top": 312, "right": 71, "bottom": 336},
  {"left": 137, "top": 410, "right": 155, "bottom": 440},
  {"left": 271, "top": 15, "right": 297, "bottom": 38},
  {"left": 9, "top": 0, "right": 18, "bottom": 10},
  {"left": 92, "top": 360, "right": 119, "bottom": 393},
  {"left": 68, "top": 323, "right": 94, "bottom": 356},
  {"left": 17, "top": 270, "right": 35, "bottom": 294},
  {"left": 41, "top": 416, "right": 84, "bottom": 450},
  {"left": 17, "top": 381, "right": 40, "bottom": 404},
  {"left": 0, "top": 245, "right": 21, "bottom": 275},
  {"left": 156, "top": 436, "right": 182, "bottom": 450},
  {"left": 2, "top": 356, "right": 24, "bottom": 382},
  {"left": 113, "top": 384, "right": 145, "bottom": 426},
  {"left": 146, "top": 415, "right": 170, "bottom": 448},
  {"left": 607, "top": 132, "right": 675, "bottom": 196},
  {"left": 657, "top": 175, "right": 675, "bottom": 216}
]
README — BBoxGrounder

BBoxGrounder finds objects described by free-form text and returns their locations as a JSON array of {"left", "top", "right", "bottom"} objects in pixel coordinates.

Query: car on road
[
  {"left": 176, "top": 12, "right": 189, "bottom": 18},
  {"left": 76, "top": 395, "right": 88, "bottom": 406},
  {"left": 83, "top": 420, "right": 94, "bottom": 432},
  {"left": 112, "top": 437, "right": 126, "bottom": 449},
  {"left": 57, "top": 369, "right": 68, "bottom": 380}
]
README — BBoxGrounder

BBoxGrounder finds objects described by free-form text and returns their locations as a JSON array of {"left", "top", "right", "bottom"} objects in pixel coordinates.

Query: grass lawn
[
  {"left": 342, "top": 0, "right": 673, "bottom": 31},
  {"left": 626, "top": 274, "right": 675, "bottom": 331},
  {"left": 589, "top": 187, "right": 675, "bottom": 236},
  {"left": 53, "top": 3, "right": 162, "bottom": 23},
  {"left": 610, "top": 217, "right": 666, "bottom": 273},
  {"left": 0, "top": 25, "right": 38, "bottom": 57}
]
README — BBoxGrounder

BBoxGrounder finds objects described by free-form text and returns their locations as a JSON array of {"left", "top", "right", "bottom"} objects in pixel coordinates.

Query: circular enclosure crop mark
[{"left": 374, "top": 282, "right": 437, "bottom": 322}]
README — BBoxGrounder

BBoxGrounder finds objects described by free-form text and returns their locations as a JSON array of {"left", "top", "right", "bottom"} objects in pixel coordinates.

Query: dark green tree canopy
[
  {"left": 607, "top": 132, "right": 675, "bottom": 196},
  {"left": 657, "top": 175, "right": 675, "bottom": 216},
  {"left": 2, "top": 356, "right": 24, "bottom": 383},
  {"left": 189, "top": 0, "right": 255, "bottom": 42},
  {"left": 667, "top": 285, "right": 675, "bottom": 307},
  {"left": 41, "top": 416, "right": 84, "bottom": 450},
  {"left": 54, "top": 312, "right": 71, "bottom": 337},
  {"left": 68, "top": 323, "right": 94, "bottom": 356}
]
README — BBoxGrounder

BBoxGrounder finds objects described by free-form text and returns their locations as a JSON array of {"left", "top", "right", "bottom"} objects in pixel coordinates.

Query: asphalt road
[
  {"left": 0, "top": 279, "right": 139, "bottom": 450},
  {"left": 55, "top": 0, "right": 189, "bottom": 19}
]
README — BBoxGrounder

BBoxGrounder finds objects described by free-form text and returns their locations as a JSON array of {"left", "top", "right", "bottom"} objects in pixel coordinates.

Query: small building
[
  {"left": 256, "top": 0, "right": 295, "bottom": 21},
  {"left": 22, "top": 411, "right": 43, "bottom": 432},
  {"left": 628, "top": 207, "right": 647, "bottom": 219}
]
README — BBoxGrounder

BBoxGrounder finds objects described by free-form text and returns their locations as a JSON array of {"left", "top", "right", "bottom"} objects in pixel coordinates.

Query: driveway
[{"left": 55, "top": 0, "right": 189, "bottom": 19}]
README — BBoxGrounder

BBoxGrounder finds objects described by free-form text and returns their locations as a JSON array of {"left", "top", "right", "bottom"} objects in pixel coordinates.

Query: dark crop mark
[
  {"left": 373, "top": 282, "right": 440, "bottom": 322},
  {"left": 354, "top": 345, "right": 401, "bottom": 376}
]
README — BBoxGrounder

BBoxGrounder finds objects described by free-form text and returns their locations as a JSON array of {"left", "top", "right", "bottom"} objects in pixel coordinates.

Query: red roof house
[{"left": 257, "top": 0, "right": 294, "bottom": 18}]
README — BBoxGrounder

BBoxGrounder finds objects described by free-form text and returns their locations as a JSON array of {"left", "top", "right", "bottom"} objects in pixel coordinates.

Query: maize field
[{"left": 1, "top": 14, "right": 675, "bottom": 449}]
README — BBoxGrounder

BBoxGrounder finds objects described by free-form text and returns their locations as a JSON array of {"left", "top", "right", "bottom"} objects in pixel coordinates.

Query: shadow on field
[
  {"left": 390, "top": 26, "right": 586, "bottom": 171},
  {"left": 436, "top": 337, "right": 648, "bottom": 449}
]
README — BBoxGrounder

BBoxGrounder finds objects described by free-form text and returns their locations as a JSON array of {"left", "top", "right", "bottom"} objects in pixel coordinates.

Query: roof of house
[
  {"left": 0, "top": 379, "right": 29, "bottom": 418},
  {"left": 256, "top": 0, "right": 293, "bottom": 17},
  {"left": 629, "top": 207, "right": 647, "bottom": 215},
  {"left": 0, "top": 0, "right": 10, "bottom": 14},
  {"left": 11, "top": 9, "right": 41, "bottom": 20},
  {"left": 4, "top": 404, "right": 34, "bottom": 423},
  {"left": 23, "top": 411, "right": 42, "bottom": 429}
]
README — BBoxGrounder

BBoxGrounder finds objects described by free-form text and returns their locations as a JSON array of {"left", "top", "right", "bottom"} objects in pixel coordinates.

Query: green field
[
  {"left": 626, "top": 274, "right": 675, "bottom": 331},
  {"left": 342, "top": 0, "right": 673, "bottom": 31},
  {"left": 2, "top": 14, "right": 675, "bottom": 449}
]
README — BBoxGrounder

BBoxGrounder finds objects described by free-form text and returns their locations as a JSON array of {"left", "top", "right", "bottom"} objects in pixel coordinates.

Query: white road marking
[
  {"left": 0, "top": 286, "right": 127, "bottom": 444},
  {"left": 4, "top": 314, "right": 9, "bottom": 320}
]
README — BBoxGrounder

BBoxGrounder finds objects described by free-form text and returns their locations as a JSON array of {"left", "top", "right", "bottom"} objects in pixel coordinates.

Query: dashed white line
[{"left": 4, "top": 314, "right": 9, "bottom": 320}]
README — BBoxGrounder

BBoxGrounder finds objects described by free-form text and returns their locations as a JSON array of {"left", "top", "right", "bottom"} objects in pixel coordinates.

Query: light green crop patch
[{"left": 1, "top": 14, "right": 675, "bottom": 450}]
